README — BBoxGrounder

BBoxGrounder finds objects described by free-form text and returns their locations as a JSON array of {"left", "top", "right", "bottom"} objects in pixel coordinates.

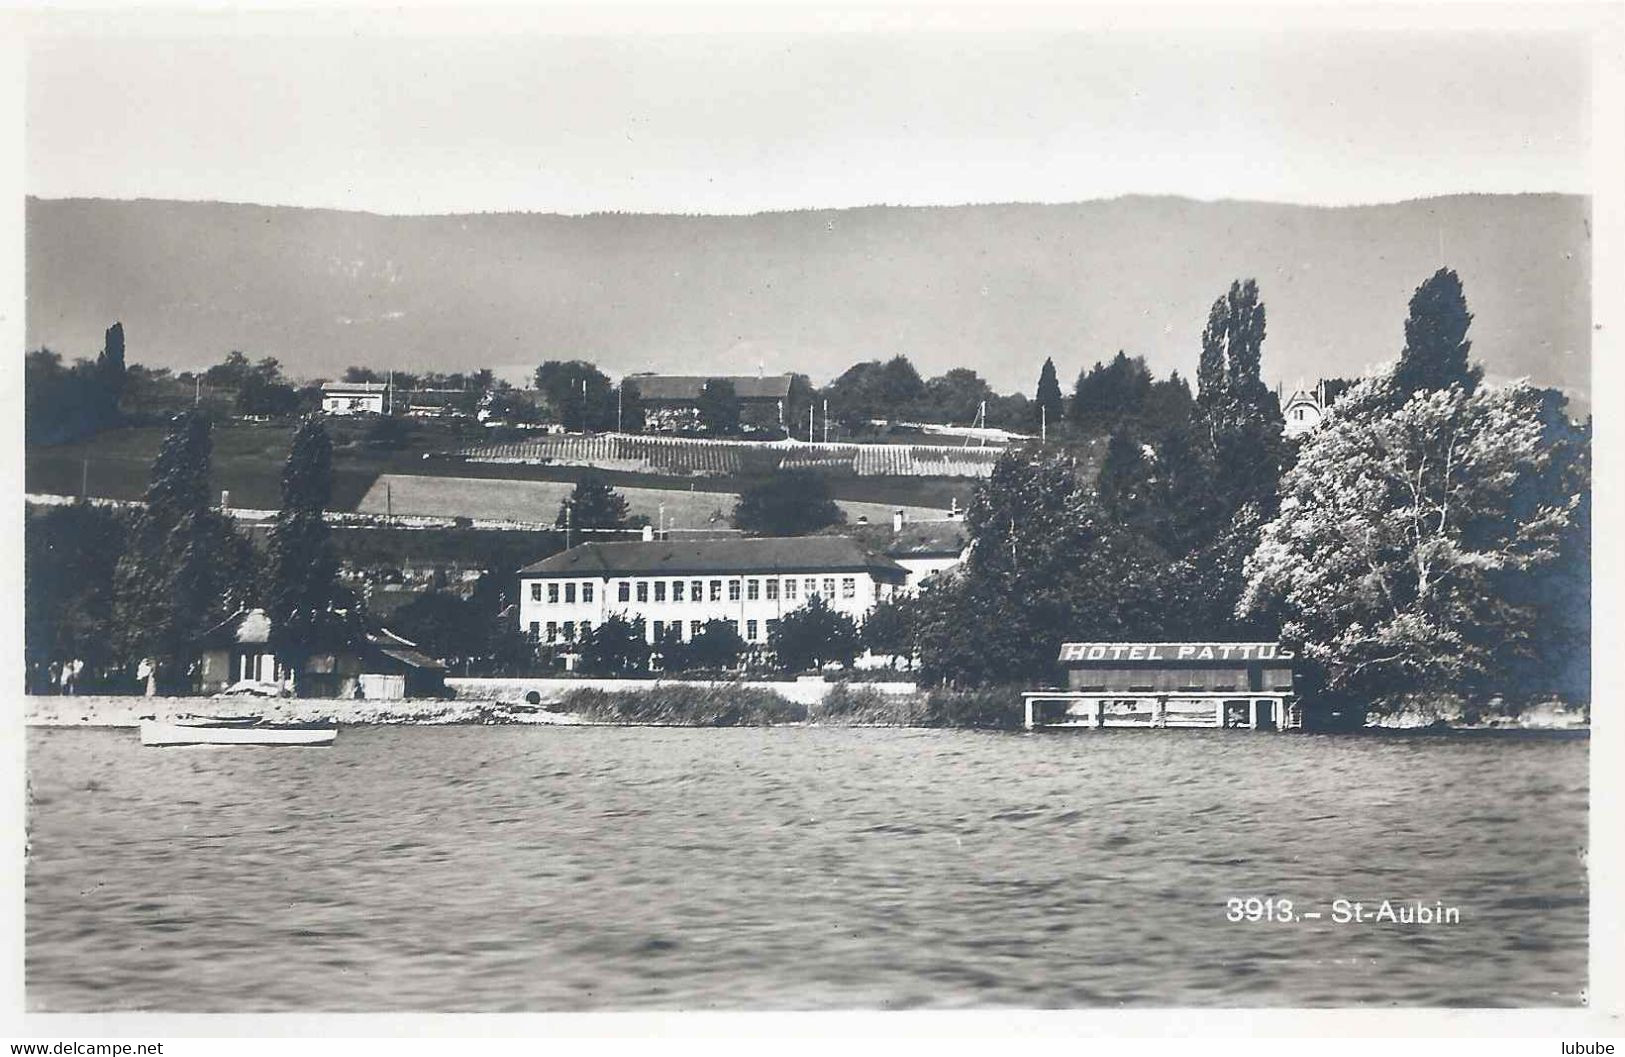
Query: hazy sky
[{"left": 26, "top": 20, "right": 1591, "bottom": 214}]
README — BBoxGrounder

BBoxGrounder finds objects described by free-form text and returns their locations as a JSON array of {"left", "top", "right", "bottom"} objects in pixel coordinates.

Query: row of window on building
[
  {"left": 525, "top": 617, "right": 782, "bottom": 645},
  {"left": 530, "top": 576, "right": 859, "bottom": 605}
]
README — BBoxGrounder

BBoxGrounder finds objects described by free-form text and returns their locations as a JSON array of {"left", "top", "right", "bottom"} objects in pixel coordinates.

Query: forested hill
[{"left": 26, "top": 194, "right": 1590, "bottom": 409}]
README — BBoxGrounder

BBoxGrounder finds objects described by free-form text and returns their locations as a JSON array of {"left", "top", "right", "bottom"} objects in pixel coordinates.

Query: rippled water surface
[{"left": 27, "top": 726, "right": 1587, "bottom": 1010}]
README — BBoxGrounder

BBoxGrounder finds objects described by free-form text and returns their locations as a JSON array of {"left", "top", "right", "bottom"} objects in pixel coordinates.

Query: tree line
[
  {"left": 24, "top": 412, "right": 536, "bottom": 693},
  {"left": 28, "top": 319, "right": 1339, "bottom": 450},
  {"left": 882, "top": 271, "right": 1588, "bottom": 719}
]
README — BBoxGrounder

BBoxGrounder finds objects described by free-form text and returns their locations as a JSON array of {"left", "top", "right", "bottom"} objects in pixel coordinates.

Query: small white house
[
  {"left": 321, "top": 381, "right": 389, "bottom": 415},
  {"left": 1282, "top": 389, "right": 1325, "bottom": 438},
  {"left": 883, "top": 511, "right": 968, "bottom": 592}
]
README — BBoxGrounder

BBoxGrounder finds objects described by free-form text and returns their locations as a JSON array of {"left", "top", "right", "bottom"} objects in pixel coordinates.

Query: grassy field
[
  {"left": 26, "top": 421, "right": 396, "bottom": 510},
  {"left": 355, "top": 474, "right": 951, "bottom": 528}
]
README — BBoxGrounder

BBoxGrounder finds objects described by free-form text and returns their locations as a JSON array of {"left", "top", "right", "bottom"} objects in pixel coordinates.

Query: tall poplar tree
[
  {"left": 267, "top": 416, "right": 345, "bottom": 683},
  {"left": 111, "top": 412, "right": 253, "bottom": 687},
  {"left": 1196, "top": 300, "right": 1228, "bottom": 415},
  {"left": 95, "top": 322, "right": 127, "bottom": 425},
  {"left": 143, "top": 411, "right": 213, "bottom": 518},
  {"left": 1223, "top": 279, "right": 1268, "bottom": 404}
]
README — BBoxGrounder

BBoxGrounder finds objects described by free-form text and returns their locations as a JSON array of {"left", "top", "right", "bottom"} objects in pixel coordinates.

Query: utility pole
[
  {"left": 80, "top": 458, "right": 88, "bottom": 497},
  {"left": 822, "top": 399, "right": 829, "bottom": 444},
  {"left": 617, "top": 385, "right": 623, "bottom": 432},
  {"left": 387, "top": 370, "right": 394, "bottom": 415},
  {"left": 1041, "top": 403, "right": 1047, "bottom": 444},
  {"left": 808, "top": 404, "right": 814, "bottom": 443},
  {"left": 194, "top": 377, "right": 201, "bottom": 407},
  {"left": 564, "top": 502, "right": 572, "bottom": 550},
  {"left": 386, "top": 481, "right": 392, "bottom": 520}
]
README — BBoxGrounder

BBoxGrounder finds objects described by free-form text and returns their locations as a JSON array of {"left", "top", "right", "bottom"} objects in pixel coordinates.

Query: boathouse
[
  {"left": 1023, "top": 641, "right": 1302, "bottom": 731},
  {"left": 194, "top": 608, "right": 447, "bottom": 699}
]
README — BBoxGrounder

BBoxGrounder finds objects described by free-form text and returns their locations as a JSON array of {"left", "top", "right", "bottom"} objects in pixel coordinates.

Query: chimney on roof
[
  {"left": 893, "top": 509, "right": 905, "bottom": 534},
  {"left": 641, "top": 524, "right": 655, "bottom": 542}
]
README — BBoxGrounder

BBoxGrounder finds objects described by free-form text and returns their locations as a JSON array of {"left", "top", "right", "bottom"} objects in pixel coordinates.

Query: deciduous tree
[
  {"left": 769, "top": 595, "right": 859, "bottom": 672},
  {"left": 861, "top": 594, "right": 915, "bottom": 668},
  {"left": 579, "top": 614, "right": 651, "bottom": 674},
  {"left": 697, "top": 378, "right": 742, "bottom": 434},
  {"left": 683, "top": 619, "right": 747, "bottom": 670},
  {"left": 558, "top": 471, "right": 634, "bottom": 532},
  {"left": 732, "top": 471, "right": 846, "bottom": 536},
  {"left": 1241, "top": 378, "right": 1583, "bottom": 710}
]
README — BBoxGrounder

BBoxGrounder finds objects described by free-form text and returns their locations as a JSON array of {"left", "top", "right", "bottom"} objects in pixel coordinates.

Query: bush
[
  {"left": 920, "top": 686, "right": 1024, "bottom": 730},
  {"left": 578, "top": 614, "right": 651, "bottom": 675},
  {"left": 811, "top": 683, "right": 926, "bottom": 726},
  {"left": 364, "top": 415, "right": 417, "bottom": 450},
  {"left": 560, "top": 684, "right": 807, "bottom": 726}
]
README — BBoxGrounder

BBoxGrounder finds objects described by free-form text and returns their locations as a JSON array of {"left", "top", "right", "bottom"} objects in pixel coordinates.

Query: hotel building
[{"left": 516, "top": 536, "right": 909, "bottom": 650}]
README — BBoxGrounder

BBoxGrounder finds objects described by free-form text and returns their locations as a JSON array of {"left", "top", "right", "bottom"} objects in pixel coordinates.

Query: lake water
[{"left": 26, "top": 726, "right": 1588, "bottom": 1011}]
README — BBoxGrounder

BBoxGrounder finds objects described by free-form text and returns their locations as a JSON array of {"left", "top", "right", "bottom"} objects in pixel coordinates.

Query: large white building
[
  {"left": 516, "top": 535, "right": 909, "bottom": 650},
  {"left": 320, "top": 381, "right": 389, "bottom": 415}
]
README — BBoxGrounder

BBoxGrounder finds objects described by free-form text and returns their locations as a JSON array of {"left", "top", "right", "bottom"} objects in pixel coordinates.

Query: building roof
[
  {"left": 519, "top": 536, "right": 907, "bottom": 580},
  {"left": 1282, "top": 390, "right": 1321, "bottom": 410},
  {"left": 324, "top": 381, "right": 389, "bottom": 394},
  {"left": 363, "top": 628, "right": 445, "bottom": 670},
  {"left": 836, "top": 519, "right": 969, "bottom": 559},
  {"left": 322, "top": 381, "right": 390, "bottom": 394},
  {"left": 196, "top": 608, "right": 445, "bottom": 669},
  {"left": 886, "top": 520, "right": 968, "bottom": 559},
  {"left": 627, "top": 374, "right": 794, "bottom": 403},
  {"left": 198, "top": 608, "right": 275, "bottom": 647}
]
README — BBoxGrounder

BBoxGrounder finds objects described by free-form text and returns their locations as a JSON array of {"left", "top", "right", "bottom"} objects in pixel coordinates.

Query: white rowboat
[{"left": 139, "top": 720, "right": 337, "bottom": 747}]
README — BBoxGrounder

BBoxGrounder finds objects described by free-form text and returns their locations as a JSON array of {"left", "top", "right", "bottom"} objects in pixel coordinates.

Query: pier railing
[{"left": 1021, "top": 691, "right": 1300, "bottom": 732}]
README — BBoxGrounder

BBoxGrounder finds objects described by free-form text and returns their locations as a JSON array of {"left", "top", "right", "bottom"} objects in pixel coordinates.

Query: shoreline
[{"left": 23, "top": 693, "right": 1589, "bottom": 733}]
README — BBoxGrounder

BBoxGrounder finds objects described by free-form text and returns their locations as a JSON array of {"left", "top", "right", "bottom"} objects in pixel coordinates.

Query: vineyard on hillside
[{"left": 445, "top": 433, "right": 1011, "bottom": 478}]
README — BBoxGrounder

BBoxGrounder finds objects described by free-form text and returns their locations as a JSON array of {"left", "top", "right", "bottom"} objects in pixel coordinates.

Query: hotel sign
[{"left": 1058, "top": 642, "right": 1294, "bottom": 663}]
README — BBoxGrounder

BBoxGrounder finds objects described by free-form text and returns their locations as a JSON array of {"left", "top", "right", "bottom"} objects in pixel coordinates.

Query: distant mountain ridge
[{"left": 25, "top": 194, "right": 1590, "bottom": 410}]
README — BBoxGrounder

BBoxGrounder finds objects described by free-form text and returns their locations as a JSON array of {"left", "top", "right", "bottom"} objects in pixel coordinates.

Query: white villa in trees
[{"left": 1282, "top": 386, "right": 1327, "bottom": 438}]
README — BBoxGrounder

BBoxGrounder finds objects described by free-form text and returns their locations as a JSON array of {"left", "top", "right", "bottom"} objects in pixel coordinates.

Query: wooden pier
[
  {"left": 1026, "top": 641, "right": 1303, "bottom": 732},
  {"left": 1022, "top": 691, "right": 1299, "bottom": 731}
]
